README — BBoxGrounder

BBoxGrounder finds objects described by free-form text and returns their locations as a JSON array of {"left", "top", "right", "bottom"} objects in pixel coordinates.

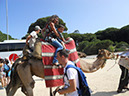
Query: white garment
[
  {"left": 64, "top": 61, "right": 79, "bottom": 96},
  {"left": 29, "top": 31, "right": 38, "bottom": 49},
  {"left": 118, "top": 51, "right": 129, "bottom": 70},
  {"left": 118, "top": 51, "right": 129, "bottom": 57}
]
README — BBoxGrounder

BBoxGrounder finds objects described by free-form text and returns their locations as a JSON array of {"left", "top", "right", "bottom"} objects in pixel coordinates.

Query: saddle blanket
[
  {"left": 118, "top": 58, "right": 129, "bottom": 70},
  {"left": 42, "top": 38, "right": 80, "bottom": 87}
]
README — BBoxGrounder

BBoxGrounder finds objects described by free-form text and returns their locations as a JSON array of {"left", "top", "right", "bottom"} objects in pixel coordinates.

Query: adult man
[
  {"left": 117, "top": 50, "right": 129, "bottom": 93},
  {"left": 26, "top": 25, "right": 41, "bottom": 52},
  {"left": 57, "top": 49, "right": 79, "bottom": 96}
]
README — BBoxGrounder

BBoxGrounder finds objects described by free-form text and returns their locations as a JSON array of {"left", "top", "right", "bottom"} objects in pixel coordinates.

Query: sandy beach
[{"left": 0, "top": 58, "right": 129, "bottom": 96}]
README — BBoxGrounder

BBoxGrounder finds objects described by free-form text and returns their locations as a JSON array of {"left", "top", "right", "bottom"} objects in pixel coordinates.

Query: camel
[{"left": 6, "top": 49, "right": 115, "bottom": 96}]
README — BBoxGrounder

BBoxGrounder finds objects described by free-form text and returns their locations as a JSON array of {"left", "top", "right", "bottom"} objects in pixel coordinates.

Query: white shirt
[
  {"left": 64, "top": 61, "right": 79, "bottom": 96},
  {"left": 118, "top": 51, "right": 129, "bottom": 67},
  {"left": 118, "top": 51, "right": 129, "bottom": 57},
  {"left": 29, "top": 31, "right": 38, "bottom": 49}
]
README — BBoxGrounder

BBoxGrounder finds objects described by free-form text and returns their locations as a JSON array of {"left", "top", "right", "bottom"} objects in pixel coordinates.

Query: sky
[{"left": 0, "top": 0, "right": 129, "bottom": 39}]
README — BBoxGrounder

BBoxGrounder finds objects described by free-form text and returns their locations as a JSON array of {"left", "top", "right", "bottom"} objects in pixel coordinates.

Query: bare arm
[
  {"left": 26, "top": 35, "right": 32, "bottom": 45},
  {"left": 0, "top": 63, "right": 3, "bottom": 67},
  {"left": 50, "top": 22, "right": 59, "bottom": 37},
  {"left": 61, "top": 42, "right": 66, "bottom": 49},
  {"left": 58, "top": 79, "right": 76, "bottom": 94}
]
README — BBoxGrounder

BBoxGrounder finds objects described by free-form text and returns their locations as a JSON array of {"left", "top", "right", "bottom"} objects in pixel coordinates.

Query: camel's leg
[
  {"left": 17, "top": 64, "right": 34, "bottom": 96},
  {"left": 6, "top": 81, "right": 12, "bottom": 95},
  {"left": 6, "top": 81, "right": 21, "bottom": 96}
]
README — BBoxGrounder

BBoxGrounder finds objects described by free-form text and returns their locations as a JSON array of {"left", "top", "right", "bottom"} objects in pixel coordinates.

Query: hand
[
  {"left": 26, "top": 42, "right": 29, "bottom": 45},
  {"left": 125, "top": 58, "right": 128, "bottom": 60},
  {"left": 58, "top": 89, "right": 63, "bottom": 94}
]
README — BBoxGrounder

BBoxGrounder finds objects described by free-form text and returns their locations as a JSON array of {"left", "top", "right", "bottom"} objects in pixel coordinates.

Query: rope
[{"left": 107, "top": 59, "right": 117, "bottom": 71}]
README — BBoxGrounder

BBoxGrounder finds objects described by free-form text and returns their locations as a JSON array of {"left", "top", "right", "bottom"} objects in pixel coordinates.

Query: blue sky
[{"left": 0, "top": 0, "right": 129, "bottom": 39}]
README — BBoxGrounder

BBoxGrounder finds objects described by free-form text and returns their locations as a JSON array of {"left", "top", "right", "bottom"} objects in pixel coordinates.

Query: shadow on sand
[{"left": 92, "top": 90, "right": 127, "bottom": 96}]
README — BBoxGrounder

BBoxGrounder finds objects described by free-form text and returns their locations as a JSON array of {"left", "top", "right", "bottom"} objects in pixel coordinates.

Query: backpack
[
  {"left": 3, "top": 64, "right": 10, "bottom": 72},
  {"left": 65, "top": 65, "right": 91, "bottom": 96}
]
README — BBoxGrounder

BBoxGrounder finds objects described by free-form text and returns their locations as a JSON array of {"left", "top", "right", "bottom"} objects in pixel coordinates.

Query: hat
[{"left": 35, "top": 26, "right": 41, "bottom": 31}]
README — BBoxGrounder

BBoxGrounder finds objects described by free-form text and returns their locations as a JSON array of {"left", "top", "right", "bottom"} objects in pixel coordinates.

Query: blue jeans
[{"left": 50, "top": 38, "right": 63, "bottom": 64}]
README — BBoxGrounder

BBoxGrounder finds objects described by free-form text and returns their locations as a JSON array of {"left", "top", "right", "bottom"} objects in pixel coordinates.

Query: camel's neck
[{"left": 80, "top": 58, "right": 106, "bottom": 73}]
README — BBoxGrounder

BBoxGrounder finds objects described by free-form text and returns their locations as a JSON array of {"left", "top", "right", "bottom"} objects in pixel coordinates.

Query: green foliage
[
  {"left": 79, "top": 40, "right": 114, "bottom": 55},
  {"left": 118, "top": 25, "right": 129, "bottom": 43},
  {"left": 27, "top": 16, "right": 68, "bottom": 34},
  {"left": 22, "top": 16, "right": 68, "bottom": 39},
  {"left": 0, "top": 31, "right": 15, "bottom": 42},
  {"left": 77, "top": 41, "right": 89, "bottom": 52},
  {"left": 115, "top": 41, "right": 129, "bottom": 51},
  {"left": 108, "top": 45, "right": 116, "bottom": 52},
  {"left": 115, "top": 41, "right": 129, "bottom": 48},
  {"left": 95, "top": 27, "right": 119, "bottom": 42}
]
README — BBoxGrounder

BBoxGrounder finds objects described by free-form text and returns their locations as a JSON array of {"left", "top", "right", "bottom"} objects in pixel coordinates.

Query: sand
[{"left": 0, "top": 58, "right": 129, "bottom": 96}]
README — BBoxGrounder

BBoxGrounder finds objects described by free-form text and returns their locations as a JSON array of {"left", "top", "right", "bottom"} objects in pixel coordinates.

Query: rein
[
  {"left": 100, "top": 59, "right": 107, "bottom": 68},
  {"left": 107, "top": 59, "right": 117, "bottom": 71}
]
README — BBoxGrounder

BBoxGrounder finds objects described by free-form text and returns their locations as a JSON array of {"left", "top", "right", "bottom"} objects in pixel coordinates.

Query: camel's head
[
  {"left": 97, "top": 49, "right": 115, "bottom": 69},
  {"left": 97, "top": 49, "right": 115, "bottom": 60}
]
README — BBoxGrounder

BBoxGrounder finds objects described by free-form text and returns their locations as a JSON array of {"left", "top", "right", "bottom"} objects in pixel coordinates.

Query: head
[
  {"left": 35, "top": 25, "right": 41, "bottom": 33},
  {"left": 57, "top": 49, "right": 69, "bottom": 66},
  {"left": 0, "top": 58, "right": 4, "bottom": 63},
  {"left": 97, "top": 49, "right": 115, "bottom": 59},
  {"left": 57, "top": 25, "right": 65, "bottom": 33},
  {"left": 4, "top": 58, "right": 9, "bottom": 64},
  {"left": 48, "top": 15, "right": 59, "bottom": 24}
]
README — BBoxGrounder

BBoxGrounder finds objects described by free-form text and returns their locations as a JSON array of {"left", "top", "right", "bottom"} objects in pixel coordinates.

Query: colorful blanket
[{"left": 42, "top": 38, "right": 80, "bottom": 87}]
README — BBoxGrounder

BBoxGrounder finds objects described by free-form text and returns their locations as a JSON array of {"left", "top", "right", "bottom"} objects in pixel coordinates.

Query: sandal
[{"left": 117, "top": 89, "right": 122, "bottom": 93}]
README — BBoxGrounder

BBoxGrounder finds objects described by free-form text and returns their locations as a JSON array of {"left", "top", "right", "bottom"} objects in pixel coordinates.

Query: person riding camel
[
  {"left": 41, "top": 15, "right": 65, "bottom": 66},
  {"left": 26, "top": 25, "right": 41, "bottom": 52},
  {"left": 23, "top": 25, "right": 41, "bottom": 58}
]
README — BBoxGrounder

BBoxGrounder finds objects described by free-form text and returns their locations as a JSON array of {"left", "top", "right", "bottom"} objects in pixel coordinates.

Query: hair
[
  {"left": 58, "top": 49, "right": 69, "bottom": 58},
  {"left": 4, "top": 58, "right": 9, "bottom": 64},
  {"left": 48, "top": 15, "right": 59, "bottom": 24},
  {"left": 0, "top": 58, "right": 4, "bottom": 63},
  {"left": 58, "top": 24, "right": 65, "bottom": 29}
]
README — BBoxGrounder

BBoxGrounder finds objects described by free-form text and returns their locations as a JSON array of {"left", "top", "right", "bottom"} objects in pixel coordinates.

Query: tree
[
  {"left": 22, "top": 16, "right": 68, "bottom": 39},
  {"left": 0, "top": 31, "right": 15, "bottom": 42},
  {"left": 95, "top": 27, "right": 119, "bottom": 42},
  {"left": 83, "top": 40, "right": 114, "bottom": 55},
  {"left": 73, "top": 30, "right": 80, "bottom": 33}
]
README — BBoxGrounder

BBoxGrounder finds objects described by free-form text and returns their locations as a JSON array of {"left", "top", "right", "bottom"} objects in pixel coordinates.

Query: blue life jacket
[{"left": 65, "top": 65, "right": 91, "bottom": 96}]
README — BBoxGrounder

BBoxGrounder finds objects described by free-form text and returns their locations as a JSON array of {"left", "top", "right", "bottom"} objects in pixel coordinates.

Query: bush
[{"left": 80, "top": 40, "right": 114, "bottom": 55}]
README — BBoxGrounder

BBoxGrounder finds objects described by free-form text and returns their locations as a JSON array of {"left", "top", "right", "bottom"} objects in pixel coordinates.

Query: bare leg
[
  {"left": 7, "top": 77, "right": 10, "bottom": 85},
  {"left": 0, "top": 78, "right": 5, "bottom": 87}
]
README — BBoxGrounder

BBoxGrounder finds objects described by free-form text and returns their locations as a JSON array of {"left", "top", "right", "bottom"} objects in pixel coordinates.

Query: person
[
  {"left": 56, "top": 24, "right": 66, "bottom": 50},
  {"left": 0, "top": 58, "right": 6, "bottom": 88},
  {"left": 23, "top": 25, "right": 41, "bottom": 59},
  {"left": 26, "top": 25, "right": 41, "bottom": 52},
  {"left": 41, "top": 15, "right": 64, "bottom": 65},
  {"left": 56, "top": 49, "right": 79, "bottom": 96},
  {"left": 116, "top": 50, "right": 129, "bottom": 93},
  {"left": 3, "top": 58, "right": 12, "bottom": 85}
]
